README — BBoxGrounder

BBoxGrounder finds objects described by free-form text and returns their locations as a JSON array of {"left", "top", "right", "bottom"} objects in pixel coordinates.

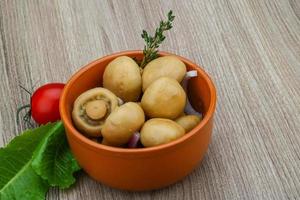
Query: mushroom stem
[
  {"left": 182, "top": 71, "right": 202, "bottom": 117},
  {"left": 85, "top": 100, "right": 107, "bottom": 120}
]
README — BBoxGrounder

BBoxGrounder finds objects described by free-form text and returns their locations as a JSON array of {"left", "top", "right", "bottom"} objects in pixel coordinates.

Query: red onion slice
[
  {"left": 186, "top": 70, "right": 198, "bottom": 78},
  {"left": 182, "top": 71, "right": 202, "bottom": 117},
  {"left": 128, "top": 132, "right": 140, "bottom": 148},
  {"left": 117, "top": 97, "right": 124, "bottom": 105}
]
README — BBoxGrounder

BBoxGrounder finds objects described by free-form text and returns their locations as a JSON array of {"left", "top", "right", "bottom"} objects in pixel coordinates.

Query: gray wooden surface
[{"left": 0, "top": 0, "right": 300, "bottom": 199}]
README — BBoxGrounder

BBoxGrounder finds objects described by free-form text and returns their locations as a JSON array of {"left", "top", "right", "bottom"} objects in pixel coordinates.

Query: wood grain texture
[{"left": 0, "top": 0, "right": 299, "bottom": 199}]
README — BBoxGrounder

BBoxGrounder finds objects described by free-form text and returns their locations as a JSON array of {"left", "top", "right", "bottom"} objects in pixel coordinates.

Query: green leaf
[
  {"left": 0, "top": 122, "right": 81, "bottom": 200},
  {"left": 0, "top": 124, "right": 54, "bottom": 200},
  {"left": 32, "top": 122, "right": 80, "bottom": 189},
  {"left": 0, "top": 164, "right": 49, "bottom": 200}
]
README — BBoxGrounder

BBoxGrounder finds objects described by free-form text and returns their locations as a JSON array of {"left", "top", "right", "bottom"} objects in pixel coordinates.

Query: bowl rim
[{"left": 60, "top": 50, "right": 216, "bottom": 154}]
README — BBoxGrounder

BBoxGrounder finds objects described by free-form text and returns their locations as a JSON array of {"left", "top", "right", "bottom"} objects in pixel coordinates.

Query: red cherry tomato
[{"left": 31, "top": 83, "right": 65, "bottom": 124}]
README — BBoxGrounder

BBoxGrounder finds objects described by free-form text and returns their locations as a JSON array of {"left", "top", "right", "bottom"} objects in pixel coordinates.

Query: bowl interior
[{"left": 61, "top": 51, "right": 215, "bottom": 151}]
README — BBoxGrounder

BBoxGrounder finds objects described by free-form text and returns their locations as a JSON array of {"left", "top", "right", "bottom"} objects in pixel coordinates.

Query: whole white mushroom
[{"left": 103, "top": 56, "right": 142, "bottom": 102}]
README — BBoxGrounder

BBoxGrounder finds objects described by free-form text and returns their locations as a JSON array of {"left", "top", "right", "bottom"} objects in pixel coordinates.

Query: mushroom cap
[
  {"left": 72, "top": 87, "right": 118, "bottom": 137},
  {"left": 103, "top": 56, "right": 142, "bottom": 102},
  {"left": 141, "top": 77, "right": 186, "bottom": 119},
  {"left": 142, "top": 56, "right": 186, "bottom": 91},
  {"left": 175, "top": 115, "right": 202, "bottom": 132},
  {"left": 140, "top": 118, "right": 185, "bottom": 147},
  {"left": 102, "top": 102, "right": 145, "bottom": 146}
]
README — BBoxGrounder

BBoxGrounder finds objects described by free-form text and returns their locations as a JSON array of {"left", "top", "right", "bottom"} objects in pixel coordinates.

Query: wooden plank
[{"left": 0, "top": 0, "right": 299, "bottom": 199}]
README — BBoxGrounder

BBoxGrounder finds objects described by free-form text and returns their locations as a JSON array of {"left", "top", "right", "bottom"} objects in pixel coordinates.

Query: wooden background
[{"left": 0, "top": 0, "right": 299, "bottom": 199}]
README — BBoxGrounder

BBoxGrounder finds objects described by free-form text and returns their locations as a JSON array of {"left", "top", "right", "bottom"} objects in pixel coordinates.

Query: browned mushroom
[
  {"left": 103, "top": 56, "right": 142, "bottom": 102},
  {"left": 141, "top": 77, "right": 186, "bottom": 119},
  {"left": 72, "top": 87, "right": 119, "bottom": 137},
  {"left": 175, "top": 115, "right": 202, "bottom": 132},
  {"left": 140, "top": 118, "right": 185, "bottom": 147},
  {"left": 142, "top": 56, "right": 186, "bottom": 91},
  {"left": 101, "top": 102, "right": 145, "bottom": 146}
]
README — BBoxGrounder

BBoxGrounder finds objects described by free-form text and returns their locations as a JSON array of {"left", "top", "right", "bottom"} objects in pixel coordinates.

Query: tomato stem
[
  {"left": 19, "top": 85, "right": 32, "bottom": 95},
  {"left": 16, "top": 104, "right": 34, "bottom": 128},
  {"left": 16, "top": 84, "right": 35, "bottom": 127}
]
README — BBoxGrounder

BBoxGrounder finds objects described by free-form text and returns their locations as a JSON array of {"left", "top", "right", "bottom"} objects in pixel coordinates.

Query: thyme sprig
[{"left": 140, "top": 10, "right": 175, "bottom": 68}]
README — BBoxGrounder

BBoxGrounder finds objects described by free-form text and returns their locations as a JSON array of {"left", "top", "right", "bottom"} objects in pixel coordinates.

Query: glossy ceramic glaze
[{"left": 59, "top": 51, "right": 217, "bottom": 191}]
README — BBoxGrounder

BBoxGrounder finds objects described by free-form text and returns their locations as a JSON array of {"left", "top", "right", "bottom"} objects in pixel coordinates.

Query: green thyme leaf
[{"left": 140, "top": 10, "right": 175, "bottom": 68}]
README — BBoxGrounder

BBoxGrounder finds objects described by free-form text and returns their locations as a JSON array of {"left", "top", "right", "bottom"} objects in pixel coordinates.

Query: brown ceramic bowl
[{"left": 59, "top": 50, "right": 216, "bottom": 191}]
